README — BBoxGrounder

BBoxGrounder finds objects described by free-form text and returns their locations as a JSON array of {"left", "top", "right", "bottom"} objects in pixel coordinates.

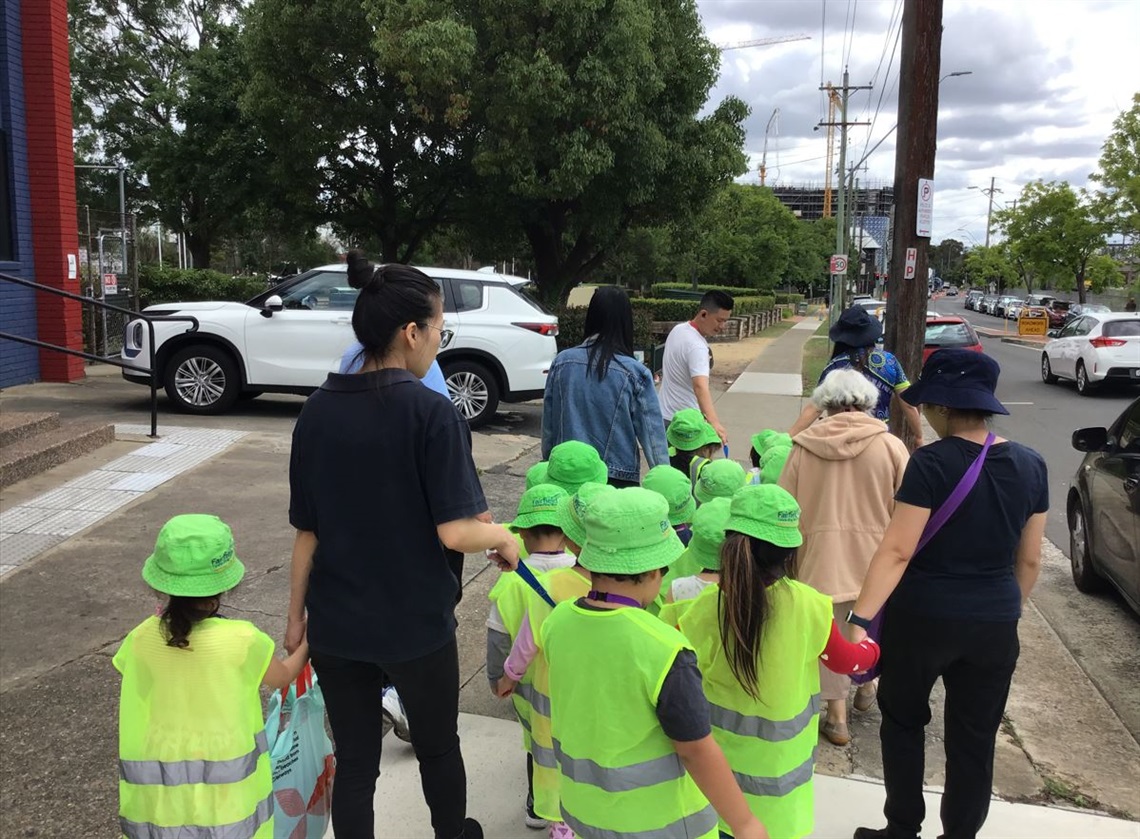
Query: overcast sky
[{"left": 697, "top": 0, "right": 1139, "bottom": 245}]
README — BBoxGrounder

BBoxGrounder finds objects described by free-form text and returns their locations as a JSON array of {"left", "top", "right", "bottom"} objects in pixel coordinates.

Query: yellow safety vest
[
  {"left": 679, "top": 580, "right": 831, "bottom": 838},
  {"left": 657, "top": 581, "right": 717, "bottom": 630},
  {"left": 522, "top": 567, "right": 592, "bottom": 821},
  {"left": 113, "top": 616, "right": 275, "bottom": 838},
  {"left": 541, "top": 601, "right": 717, "bottom": 839}
]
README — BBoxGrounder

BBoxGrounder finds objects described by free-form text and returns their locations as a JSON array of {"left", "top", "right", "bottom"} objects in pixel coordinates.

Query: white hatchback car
[
  {"left": 1041, "top": 312, "right": 1140, "bottom": 395},
  {"left": 120, "top": 264, "right": 558, "bottom": 427}
]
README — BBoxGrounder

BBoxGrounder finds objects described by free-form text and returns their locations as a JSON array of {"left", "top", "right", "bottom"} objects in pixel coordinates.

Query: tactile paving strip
[{"left": 0, "top": 425, "right": 246, "bottom": 578}]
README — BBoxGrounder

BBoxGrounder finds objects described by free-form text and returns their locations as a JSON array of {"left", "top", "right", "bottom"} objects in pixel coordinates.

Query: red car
[{"left": 923, "top": 316, "right": 984, "bottom": 363}]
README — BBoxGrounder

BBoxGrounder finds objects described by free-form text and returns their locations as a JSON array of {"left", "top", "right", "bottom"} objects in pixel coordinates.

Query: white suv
[{"left": 120, "top": 264, "right": 558, "bottom": 427}]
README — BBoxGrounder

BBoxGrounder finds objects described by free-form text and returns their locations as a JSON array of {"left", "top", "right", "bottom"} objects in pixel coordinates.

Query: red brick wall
[{"left": 21, "top": 0, "right": 83, "bottom": 381}]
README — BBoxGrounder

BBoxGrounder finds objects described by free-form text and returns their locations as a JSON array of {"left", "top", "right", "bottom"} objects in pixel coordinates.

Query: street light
[
  {"left": 968, "top": 177, "right": 1002, "bottom": 247},
  {"left": 939, "top": 70, "right": 973, "bottom": 83}
]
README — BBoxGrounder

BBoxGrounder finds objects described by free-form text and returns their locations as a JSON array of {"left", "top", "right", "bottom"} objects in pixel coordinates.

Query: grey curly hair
[{"left": 810, "top": 368, "right": 879, "bottom": 414}]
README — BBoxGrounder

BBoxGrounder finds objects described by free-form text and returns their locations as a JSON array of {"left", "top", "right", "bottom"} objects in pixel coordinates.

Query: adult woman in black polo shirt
[
  {"left": 846, "top": 350, "right": 1048, "bottom": 839},
  {"left": 286, "top": 252, "right": 519, "bottom": 839}
]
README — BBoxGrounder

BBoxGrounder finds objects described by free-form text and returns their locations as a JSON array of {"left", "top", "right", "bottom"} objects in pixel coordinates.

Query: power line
[
  {"left": 819, "top": 0, "right": 828, "bottom": 122},
  {"left": 844, "top": 0, "right": 860, "bottom": 70},
  {"left": 859, "top": 16, "right": 903, "bottom": 162}
]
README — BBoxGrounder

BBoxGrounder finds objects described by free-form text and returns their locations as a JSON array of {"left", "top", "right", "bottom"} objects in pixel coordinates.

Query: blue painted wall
[{"left": 0, "top": 0, "right": 41, "bottom": 387}]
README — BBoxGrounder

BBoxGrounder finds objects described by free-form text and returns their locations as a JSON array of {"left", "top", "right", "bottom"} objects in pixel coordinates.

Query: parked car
[
  {"left": 964, "top": 289, "right": 985, "bottom": 310},
  {"left": 922, "top": 316, "right": 984, "bottom": 363},
  {"left": 979, "top": 294, "right": 999, "bottom": 315},
  {"left": 1045, "top": 300, "right": 1071, "bottom": 328},
  {"left": 994, "top": 295, "right": 1021, "bottom": 318},
  {"left": 1005, "top": 301, "right": 1024, "bottom": 320},
  {"left": 853, "top": 298, "right": 886, "bottom": 314},
  {"left": 120, "top": 264, "right": 559, "bottom": 426},
  {"left": 1067, "top": 397, "right": 1140, "bottom": 615},
  {"left": 945, "top": 285, "right": 959, "bottom": 297},
  {"left": 1065, "top": 302, "right": 1112, "bottom": 323},
  {"left": 1023, "top": 293, "right": 1056, "bottom": 308},
  {"left": 1041, "top": 313, "right": 1140, "bottom": 395}
]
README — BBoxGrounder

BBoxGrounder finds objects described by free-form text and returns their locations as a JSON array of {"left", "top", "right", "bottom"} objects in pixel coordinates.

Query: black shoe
[
  {"left": 460, "top": 817, "right": 484, "bottom": 839},
  {"left": 853, "top": 828, "right": 918, "bottom": 839}
]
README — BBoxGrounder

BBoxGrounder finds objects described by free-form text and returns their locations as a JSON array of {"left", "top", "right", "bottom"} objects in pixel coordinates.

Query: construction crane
[
  {"left": 759, "top": 108, "right": 779, "bottom": 186},
  {"left": 822, "top": 83, "right": 841, "bottom": 217},
  {"left": 718, "top": 34, "right": 812, "bottom": 52}
]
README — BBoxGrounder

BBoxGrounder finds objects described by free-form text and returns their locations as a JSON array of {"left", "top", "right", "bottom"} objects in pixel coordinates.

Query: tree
[
  {"left": 1092, "top": 93, "right": 1140, "bottom": 237},
  {"left": 784, "top": 218, "right": 836, "bottom": 293},
  {"left": 69, "top": 0, "right": 270, "bottom": 268},
  {"left": 382, "top": 0, "right": 748, "bottom": 306},
  {"left": 1084, "top": 253, "right": 1122, "bottom": 294},
  {"left": 242, "top": 0, "right": 476, "bottom": 264},
  {"left": 929, "top": 238, "right": 967, "bottom": 286},
  {"left": 963, "top": 245, "right": 1016, "bottom": 293},
  {"left": 993, "top": 181, "right": 1108, "bottom": 303}
]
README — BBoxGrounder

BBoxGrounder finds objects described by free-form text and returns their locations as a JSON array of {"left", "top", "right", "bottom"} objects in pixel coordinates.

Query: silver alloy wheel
[
  {"left": 447, "top": 371, "right": 489, "bottom": 420},
  {"left": 1076, "top": 362, "right": 1089, "bottom": 393},
  {"left": 173, "top": 356, "right": 227, "bottom": 407},
  {"left": 1070, "top": 505, "right": 1087, "bottom": 575}
]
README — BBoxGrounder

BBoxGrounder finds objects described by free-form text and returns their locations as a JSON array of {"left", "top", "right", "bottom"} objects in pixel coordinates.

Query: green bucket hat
[
  {"left": 750, "top": 430, "right": 792, "bottom": 455},
  {"left": 694, "top": 459, "right": 747, "bottom": 505},
  {"left": 546, "top": 441, "right": 608, "bottom": 493},
  {"left": 724, "top": 484, "right": 803, "bottom": 549},
  {"left": 578, "top": 488, "right": 685, "bottom": 576},
  {"left": 759, "top": 444, "right": 793, "bottom": 484},
  {"left": 510, "top": 484, "right": 569, "bottom": 532},
  {"left": 556, "top": 482, "right": 615, "bottom": 548},
  {"left": 525, "top": 461, "right": 550, "bottom": 490},
  {"left": 667, "top": 409, "right": 722, "bottom": 453},
  {"left": 142, "top": 514, "right": 246, "bottom": 598},
  {"left": 642, "top": 465, "right": 697, "bottom": 526},
  {"left": 677, "top": 497, "right": 732, "bottom": 572}
]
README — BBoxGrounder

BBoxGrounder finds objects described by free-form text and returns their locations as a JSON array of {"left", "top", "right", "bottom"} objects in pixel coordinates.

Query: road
[{"left": 937, "top": 297, "right": 1140, "bottom": 740}]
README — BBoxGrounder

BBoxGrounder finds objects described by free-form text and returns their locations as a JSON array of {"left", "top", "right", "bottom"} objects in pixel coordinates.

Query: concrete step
[
  {"left": 0, "top": 421, "right": 115, "bottom": 489},
  {"left": 0, "top": 412, "right": 61, "bottom": 448}
]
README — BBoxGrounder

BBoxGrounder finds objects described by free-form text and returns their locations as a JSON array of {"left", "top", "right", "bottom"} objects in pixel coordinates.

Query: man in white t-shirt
[{"left": 659, "top": 290, "right": 734, "bottom": 443}]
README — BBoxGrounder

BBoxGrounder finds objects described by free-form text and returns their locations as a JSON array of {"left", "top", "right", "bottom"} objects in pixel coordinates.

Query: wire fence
[{"left": 78, "top": 206, "right": 138, "bottom": 358}]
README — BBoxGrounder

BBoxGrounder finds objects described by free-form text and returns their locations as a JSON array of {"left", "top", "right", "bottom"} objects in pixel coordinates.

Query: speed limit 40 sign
[{"left": 829, "top": 254, "right": 849, "bottom": 275}]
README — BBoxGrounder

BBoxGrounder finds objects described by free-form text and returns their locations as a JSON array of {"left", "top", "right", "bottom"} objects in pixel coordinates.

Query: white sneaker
[
  {"left": 524, "top": 802, "right": 547, "bottom": 830},
  {"left": 382, "top": 687, "right": 411, "bottom": 742}
]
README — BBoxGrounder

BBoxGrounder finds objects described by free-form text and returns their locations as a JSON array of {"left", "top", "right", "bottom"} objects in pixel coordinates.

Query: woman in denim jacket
[{"left": 541, "top": 286, "right": 670, "bottom": 487}]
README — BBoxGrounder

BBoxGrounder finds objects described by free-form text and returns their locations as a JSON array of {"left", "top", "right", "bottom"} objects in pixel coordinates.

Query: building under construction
[{"left": 770, "top": 182, "right": 895, "bottom": 222}]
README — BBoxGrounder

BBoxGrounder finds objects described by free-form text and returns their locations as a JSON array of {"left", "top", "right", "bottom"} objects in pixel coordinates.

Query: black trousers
[
  {"left": 312, "top": 640, "right": 466, "bottom": 839},
  {"left": 877, "top": 604, "right": 1019, "bottom": 839}
]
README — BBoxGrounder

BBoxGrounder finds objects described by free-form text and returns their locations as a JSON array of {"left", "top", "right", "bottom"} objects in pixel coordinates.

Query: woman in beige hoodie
[{"left": 778, "top": 369, "right": 909, "bottom": 746}]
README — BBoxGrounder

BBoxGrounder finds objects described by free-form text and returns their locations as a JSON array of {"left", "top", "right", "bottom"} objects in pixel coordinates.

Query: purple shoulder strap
[{"left": 915, "top": 432, "right": 995, "bottom": 554}]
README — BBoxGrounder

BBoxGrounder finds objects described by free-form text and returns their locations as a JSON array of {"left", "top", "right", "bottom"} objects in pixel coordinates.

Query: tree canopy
[{"left": 1092, "top": 92, "right": 1140, "bottom": 237}]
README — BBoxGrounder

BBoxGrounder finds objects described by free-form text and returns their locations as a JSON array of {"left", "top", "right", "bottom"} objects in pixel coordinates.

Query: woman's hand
[
  {"left": 285, "top": 613, "right": 307, "bottom": 655},
  {"left": 849, "top": 624, "right": 868, "bottom": 645},
  {"left": 495, "top": 675, "right": 518, "bottom": 698}
]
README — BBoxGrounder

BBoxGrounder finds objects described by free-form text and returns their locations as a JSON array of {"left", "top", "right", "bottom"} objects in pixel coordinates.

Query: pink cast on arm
[
  {"left": 819, "top": 620, "right": 880, "bottom": 674},
  {"left": 503, "top": 614, "right": 539, "bottom": 682}
]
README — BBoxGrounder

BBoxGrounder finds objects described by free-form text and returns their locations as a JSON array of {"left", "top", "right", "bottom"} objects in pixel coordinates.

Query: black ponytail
[
  {"left": 346, "top": 249, "right": 442, "bottom": 367},
  {"left": 160, "top": 596, "right": 220, "bottom": 649},
  {"left": 716, "top": 532, "right": 795, "bottom": 699}
]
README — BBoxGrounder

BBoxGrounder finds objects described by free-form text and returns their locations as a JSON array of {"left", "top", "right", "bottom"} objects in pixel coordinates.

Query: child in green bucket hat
[
  {"left": 747, "top": 430, "right": 793, "bottom": 485},
  {"left": 658, "top": 497, "right": 731, "bottom": 629},
  {"left": 545, "top": 440, "right": 610, "bottom": 493},
  {"left": 114, "top": 515, "right": 311, "bottom": 838},
  {"left": 485, "top": 484, "right": 574, "bottom": 830},
  {"left": 643, "top": 464, "right": 697, "bottom": 546},
  {"left": 535, "top": 488, "right": 767, "bottom": 839},
  {"left": 677, "top": 486, "right": 881, "bottom": 838},
  {"left": 525, "top": 460, "right": 550, "bottom": 490},
  {"left": 494, "top": 483, "right": 613, "bottom": 833},
  {"left": 667, "top": 408, "right": 722, "bottom": 486},
  {"left": 694, "top": 458, "right": 747, "bottom": 505}
]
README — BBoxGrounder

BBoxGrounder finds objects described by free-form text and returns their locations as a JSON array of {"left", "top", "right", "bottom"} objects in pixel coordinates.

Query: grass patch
[
  {"left": 758, "top": 317, "right": 796, "bottom": 339},
  {"left": 801, "top": 336, "right": 831, "bottom": 395}
]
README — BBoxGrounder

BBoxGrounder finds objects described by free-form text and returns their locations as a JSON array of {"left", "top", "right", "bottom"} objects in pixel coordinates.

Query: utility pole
[
  {"left": 885, "top": 0, "right": 943, "bottom": 449},
  {"left": 970, "top": 176, "right": 1002, "bottom": 247},
  {"left": 820, "top": 69, "right": 871, "bottom": 326}
]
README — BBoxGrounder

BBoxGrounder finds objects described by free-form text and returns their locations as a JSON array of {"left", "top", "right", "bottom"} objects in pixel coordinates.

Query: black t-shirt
[
  {"left": 893, "top": 436, "right": 1049, "bottom": 621},
  {"left": 289, "top": 369, "right": 487, "bottom": 664}
]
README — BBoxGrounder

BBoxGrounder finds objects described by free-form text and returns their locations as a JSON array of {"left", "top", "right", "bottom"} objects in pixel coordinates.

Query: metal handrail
[{"left": 0, "top": 271, "right": 198, "bottom": 437}]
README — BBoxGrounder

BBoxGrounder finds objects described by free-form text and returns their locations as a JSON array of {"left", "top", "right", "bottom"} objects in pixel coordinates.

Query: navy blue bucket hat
[
  {"left": 829, "top": 305, "right": 883, "bottom": 347},
  {"left": 902, "top": 348, "right": 1009, "bottom": 415}
]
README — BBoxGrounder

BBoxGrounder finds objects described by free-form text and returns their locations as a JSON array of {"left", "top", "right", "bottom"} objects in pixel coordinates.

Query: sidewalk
[{"left": 356, "top": 714, "right": 1138, "bottom": 839}]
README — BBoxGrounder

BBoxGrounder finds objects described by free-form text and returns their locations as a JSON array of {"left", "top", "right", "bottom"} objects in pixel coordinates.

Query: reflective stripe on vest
[
  {"left": 733, "top": 754, "right": 815, "bottom": 798},
  {"left": 708, "top": 694, "right": 821, "bottom": 742},
  {"left": 532, "top": 739, "right": 558, "bottom": 770},
  {"left": 515, "top": 681, "right": 551, "bottom": 718},
  {"left": 120, "top": 791, "right": 272, "bottom": 839},
  {"left": 119, "top": 730, "right": 268, "bottom": 786},
  {"left": 553, "top": 739, "right": 686, "bottom": 793},
  {"left": 560, "top": 803, "right": 718, "bottom": 839}
]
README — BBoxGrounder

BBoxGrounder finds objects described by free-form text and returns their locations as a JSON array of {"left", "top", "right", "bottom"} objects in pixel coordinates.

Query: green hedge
[
  {"left": 631, "top": 296, "right": 776, "bottom": 322},
  {"left": 650, "top": 282, "right": 754, "bottom": 296},
  {"left": 774, "top": 293, "right": 804, "bottom": 305},
  {"left": 138, "top": 266, "right": 266, "bottom": 308},
  {"left": 555, "top": 306, "right": 656, "bottom": 352}
]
